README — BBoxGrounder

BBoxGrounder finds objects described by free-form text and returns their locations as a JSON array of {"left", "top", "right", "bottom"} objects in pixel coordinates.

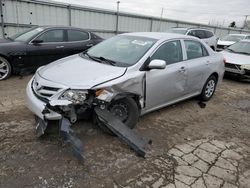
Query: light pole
[
  {"left": 116, "top": 1, "right": 120, "bottom": 34},
  {"left": 243, "top": 15, "right": 249, "bottom": 29},
  {"left": 158, "top": 8, "right": 164, "bottom": 32}
]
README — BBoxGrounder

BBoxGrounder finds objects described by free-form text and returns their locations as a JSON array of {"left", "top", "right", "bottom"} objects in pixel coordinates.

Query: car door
[
  {"left": 183, "top": 40, "right": 211, "bottom": 94},
  {"left": 26, "top": 29, "right": 66, "bottom": 68},
  {"left": 63, "top": 29, "right": 94, "bottom": 56},
  {"left": 145, "top": 40, "right": 188, "bottom": 111}
]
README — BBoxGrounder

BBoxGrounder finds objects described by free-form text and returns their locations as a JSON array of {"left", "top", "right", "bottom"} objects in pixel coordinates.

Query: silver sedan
[{"left": 26, "top": 32, "right": 225, "bottom": 131}]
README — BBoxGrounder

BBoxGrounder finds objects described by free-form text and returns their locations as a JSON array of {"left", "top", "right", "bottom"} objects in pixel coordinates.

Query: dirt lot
[{"left": 0, "top": 75, "right": 249, "bottom": 188}]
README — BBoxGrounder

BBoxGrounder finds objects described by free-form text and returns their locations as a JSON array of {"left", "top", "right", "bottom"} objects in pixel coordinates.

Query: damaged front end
[{"left": 27, "top": 70, "right": 150, "bottom": 162}]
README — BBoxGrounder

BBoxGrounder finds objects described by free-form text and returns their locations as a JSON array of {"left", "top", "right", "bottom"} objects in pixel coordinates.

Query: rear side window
[
  {"left": 68, "top": 30, "right": 89, "bottom": 41},
  {"left": 151, "top": 40, "right": 183, "bottom": 65},
  {"left": 37, "top": 29, "right": 64, "bottom": 42},
  {"left": 187, "top": 30, "right": 196, "bottom": 37},
  {"left": 205, "top": 30, "right": 214, "bottom": 38},
  {"left": 184, "top": 40, "right": 208, "bottom": 59},
  {"left": 194, "top": 30, "right": 206, "bottom": 39}
]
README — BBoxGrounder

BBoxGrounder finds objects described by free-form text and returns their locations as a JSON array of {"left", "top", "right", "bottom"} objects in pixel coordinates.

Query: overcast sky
[{"left": 54, "top": 0, "right": 250, "bottom": 27}]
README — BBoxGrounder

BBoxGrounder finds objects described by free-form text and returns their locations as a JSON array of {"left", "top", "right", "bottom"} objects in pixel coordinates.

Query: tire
[
  {"left": 0, "top": 56, "right": 11, "bottom": 81},
  {"left": 94, "top": 97, "right": 139, "bottom": 135},
  {"left": 200, "top": 75, "right": 217, "bottom": 101}
]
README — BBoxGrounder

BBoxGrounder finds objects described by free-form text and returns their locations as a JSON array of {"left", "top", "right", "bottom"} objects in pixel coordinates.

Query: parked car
[
  {"left": 221, "top": 40, "right": 250, "bottom": 80},
  {"left": 26, "top": 32, "right": 224, "bottom": 133},
  {"left": 0, "top": 26, "right": 103, "bottom": 80},
  {"left": 171, "top": 27, "right": 217, "bottom": 50},
  {"left": 217, "top": 34, "right": 250, "bottom": 51}
]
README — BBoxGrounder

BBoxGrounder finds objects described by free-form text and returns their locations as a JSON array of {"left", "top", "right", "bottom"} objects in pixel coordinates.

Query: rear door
[
  {"left": 183, "top": 40, "right": 211, "bottom": 94},
  {"left": 145, "top": 40, "right": 188, "bottom": 111},
  {"left": 26, "top": 29, "right": 66, "bottom": 68},
  {"left": 63, "top": 29, "right": 94, "bottom": 56}
]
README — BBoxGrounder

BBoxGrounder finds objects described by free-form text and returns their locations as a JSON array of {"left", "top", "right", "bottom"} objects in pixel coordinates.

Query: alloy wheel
[
  {"left": 205, "top": 80, "right": 215, "bottom": 98},
  {"left": 0, "top": 57, "right": 10, "bottom": 80}
]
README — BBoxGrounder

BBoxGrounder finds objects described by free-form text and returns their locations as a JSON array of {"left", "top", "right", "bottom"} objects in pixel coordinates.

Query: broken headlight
[{"left": 60, "top": 90, "right": 87, "bottom": 104}]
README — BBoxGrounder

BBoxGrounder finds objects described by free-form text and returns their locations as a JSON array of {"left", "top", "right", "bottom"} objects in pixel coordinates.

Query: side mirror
[
  {"left": 148, "top": 59, "right": 166, "bottom": 70},
  {"left": 32, "top": 39, "right": 43, "bottom": 44}
]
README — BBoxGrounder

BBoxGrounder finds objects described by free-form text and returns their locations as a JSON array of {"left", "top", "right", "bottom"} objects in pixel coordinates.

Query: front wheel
[
  {"left": 0, "top": 56, "right": 11, "bottom": 81},
  {"left": 95, "top": 97, "right": 139, "bottom": 135},
  {"left": 200, "top": 75, "right": 217, "bottom": 101}
]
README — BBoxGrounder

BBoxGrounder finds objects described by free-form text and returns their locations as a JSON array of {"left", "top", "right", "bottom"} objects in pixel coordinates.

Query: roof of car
[
  {"left": 37, "top": 25, "right": 89, "bottom": 31},
  {"left": 172, "top": 27, "right": 213, "bottom": 31},
  {"left": 122, "top": 32, "right": 195, "bottom": 40}
]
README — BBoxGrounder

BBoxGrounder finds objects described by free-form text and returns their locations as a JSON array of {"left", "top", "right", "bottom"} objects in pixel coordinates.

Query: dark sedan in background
[{"left": 0, "top": 26, "right": 103, "bottom": 80}]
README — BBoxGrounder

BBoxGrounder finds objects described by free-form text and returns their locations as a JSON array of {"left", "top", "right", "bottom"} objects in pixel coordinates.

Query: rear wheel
[
  {"left": 0, "top": 56, "right": 11, "bottom": 81},
  {"left": 200, "top": 75, "right": 217, "bottom": 101},
  {"left": 95, "top": 97, "right": 139, "bottom": 135}
]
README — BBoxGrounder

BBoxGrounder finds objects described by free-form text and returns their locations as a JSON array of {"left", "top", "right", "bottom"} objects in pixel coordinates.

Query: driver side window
[
  {"left": 151, "top": 40, "right": 183, "bottom": 65},
  {"left": 36, "top": 29, "right": 64, "bottom": 43}
]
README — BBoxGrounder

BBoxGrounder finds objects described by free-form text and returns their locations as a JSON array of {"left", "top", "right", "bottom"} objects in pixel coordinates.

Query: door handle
[
  {"left": 179, "top": 66, "right": 186, "bottom": 73},
  {"left": 206, "top": 61, "right": 210, "bottom": 65},
  {"left": 56, "top": 45, "right": 64, "bottom": 49},
  {"left": 86, "top": 43, "right": 94, "bottom": 47}
]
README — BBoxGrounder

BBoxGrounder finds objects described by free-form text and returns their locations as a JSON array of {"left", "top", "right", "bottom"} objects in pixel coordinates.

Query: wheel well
[
  {"left": 0, "top": 54, "right": 12, "bottom": 70},
  {"left": 111, "top": 93, "right": 141, "bottom": 109},
  {"left": 210, "top": 72, "right": 218, "bottom": 81}
]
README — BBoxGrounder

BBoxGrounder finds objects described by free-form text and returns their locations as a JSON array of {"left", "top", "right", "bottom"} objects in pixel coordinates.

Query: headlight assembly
[{"left": 60, "top": 90, "right": 87, "bottom": 104}]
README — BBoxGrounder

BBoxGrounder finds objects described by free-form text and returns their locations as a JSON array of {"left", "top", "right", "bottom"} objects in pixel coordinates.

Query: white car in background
[
  {"left": 171, "top": 28, "right": 217, "bottom": 51},
  {"left": 217, "top": 34, "right": 250, "bottom": 51},
  {"left": 221, "top": 40, "right": 250, "bottom": 80}
]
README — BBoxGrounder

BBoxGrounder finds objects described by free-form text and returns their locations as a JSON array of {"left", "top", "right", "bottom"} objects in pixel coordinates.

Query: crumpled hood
[
  {"left": 38, "top": 54, "right": 127, "bottom": 88},
  {"left": 221, "top": 51, "right": 250, "bottom": 65},
  {"left": 217, "top": 40, "right": 235, "bottom": 46}
]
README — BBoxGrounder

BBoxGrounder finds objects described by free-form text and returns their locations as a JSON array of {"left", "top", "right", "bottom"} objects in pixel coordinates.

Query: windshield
[
  {"left": 171, "top": 29, "right": 187, "bottom": 35},
  {"left": 221, "top": 35, "right": 245, "bottom": 42},
  {"left": 10, "top": 27, "right": 44, "bottom": 42},
  {"left": 86, "top": 35, "right": 156, "bottom": 67},
  {"left": 227, "top": 41, "right": 250, "bottom": 55}
]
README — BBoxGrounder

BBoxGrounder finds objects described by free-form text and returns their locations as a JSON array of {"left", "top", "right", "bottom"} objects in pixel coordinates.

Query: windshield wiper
[
  {"left": 97, "top": 56, "right": 116, "bottom": 66},
  {"left": 84, "top": 52, "right": 101, "bottom": 62},
  {"left": 227, "top": 48, "right": 235, "bottom": 53},
  {"left": 83, "top": 52, "right": 116, "bottom": 66}
]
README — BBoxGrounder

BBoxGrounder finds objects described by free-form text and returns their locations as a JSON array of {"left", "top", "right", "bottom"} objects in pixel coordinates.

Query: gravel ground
[{"left": 0, "top": 75, "right": 249, "bottom": 188}]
